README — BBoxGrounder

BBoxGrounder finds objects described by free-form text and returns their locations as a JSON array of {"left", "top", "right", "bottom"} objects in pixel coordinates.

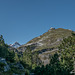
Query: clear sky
[{"left": 0, "top": 0, "right": 75, "bottom": 45}]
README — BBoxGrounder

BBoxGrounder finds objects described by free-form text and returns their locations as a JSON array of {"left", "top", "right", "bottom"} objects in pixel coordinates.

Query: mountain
[
  {"left": 10, "top": 42, "right": 21, "bottom": 48},
  {"left": 0, "top": 28, "right": 74, "bottom": 75},
  {"left": 17, "top": 28, "right": 73, "bottom": 65},
  {"left": 18, "top": 28, "right": 72, "bottom": 51}
]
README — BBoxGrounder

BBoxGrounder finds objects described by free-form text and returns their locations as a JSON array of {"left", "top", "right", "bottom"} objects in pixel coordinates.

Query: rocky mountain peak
[
  {"left": 50, "top": 27, "right": 55, "bottom": 30},
  {"left": 9, "top": 42, "right": 21, "bottom": 48}
]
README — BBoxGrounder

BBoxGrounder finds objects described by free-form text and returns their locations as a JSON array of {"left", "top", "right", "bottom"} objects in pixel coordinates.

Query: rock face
[
  {"left": 12, "top": 62, "right": 25, "bottom": 75},
  {"left": 0, "top": 57, "right": 10, "bottom": 72},
  {"left": 12, "top": 62, "right": 24, "bottom": 70},
  {"left": 0, "top": 57, "right": 25, "bottom": 75},
  {"left": 10, "top": 42, "right": 21, "bottom": 48}
]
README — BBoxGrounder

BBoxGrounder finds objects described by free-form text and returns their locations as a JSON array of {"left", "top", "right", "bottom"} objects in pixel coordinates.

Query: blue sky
[{"left": 0, "top": 0, "right": 75, "bottom": 44}]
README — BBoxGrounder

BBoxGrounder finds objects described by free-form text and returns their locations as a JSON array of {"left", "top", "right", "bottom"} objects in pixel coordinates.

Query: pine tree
[
  {"left": 59, "top": 32, "right": 75, "bottom": 74},
  {"left": 14, "top": 53, "right": 19, "bottom": 62}
]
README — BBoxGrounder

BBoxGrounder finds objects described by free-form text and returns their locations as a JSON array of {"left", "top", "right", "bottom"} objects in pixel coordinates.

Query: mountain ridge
[{"left": 18, "top": 28, "right": 72, "bottom": 51}]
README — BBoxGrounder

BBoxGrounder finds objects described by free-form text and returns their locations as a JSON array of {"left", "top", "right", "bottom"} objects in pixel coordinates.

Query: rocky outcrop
[
  {"left": 10, "top": 62, "right": 25, "bottom": 75},
  {"left": 0, "top": 57, "right": 10, "bottom": 72},
  {"left": 0, "top": 57, "right": 25, "bottom": 75}
]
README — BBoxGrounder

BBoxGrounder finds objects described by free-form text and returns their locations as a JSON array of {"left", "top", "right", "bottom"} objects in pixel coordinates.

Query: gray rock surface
[{"left": 0, "top": 57, "right": 10, "bottom": 72}]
